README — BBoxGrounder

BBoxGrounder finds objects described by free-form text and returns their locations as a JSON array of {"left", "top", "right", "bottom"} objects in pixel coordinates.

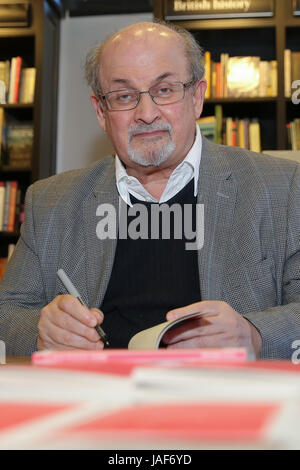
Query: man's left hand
[{"left": 164, "top": 301, "right": 262, "bottom": 357}]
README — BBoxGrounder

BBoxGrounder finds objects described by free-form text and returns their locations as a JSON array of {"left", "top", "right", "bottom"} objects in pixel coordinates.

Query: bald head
[{"left": 84, "top": 21, "right": 204, "bottom": 97}]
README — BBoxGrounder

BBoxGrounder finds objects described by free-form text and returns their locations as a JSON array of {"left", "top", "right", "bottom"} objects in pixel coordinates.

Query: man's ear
[
  {"left": 90, "top": 93, "right": 106, "bottom": 132},
  {"left": 192, "top": 79, "right": 207, "bottom": 120}
]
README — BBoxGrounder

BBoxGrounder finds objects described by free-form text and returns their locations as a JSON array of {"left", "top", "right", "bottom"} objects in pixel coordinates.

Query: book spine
[
  {"left": 284, "top": 49, "right": 291, "bottom": 98},
  {"left": 249, "top": 119, "right": 261, "bottom": 153},
  {"left": 204, "top": 51, "right": 211, "bottom": 99},
  {"left": 271, "top": 60, "right": 278, "bottom": 97},
  {"left": 215, "top": 62, "right": 222, "bottom": 98},
  {"left": 13, "top": 57, "right": 22, "bottom": 104},
  {"left": 211, "top": 62, "right": 216, "bottom": 98},
  {"left": 232, "top": 119, "right": 237, "bottom": 147},
  {"left": 7, "top": 181, "right": 18, "bottom": 232},
  {"left": 8, "top": 58, "right": 16, "bottom": 104},
  {"left": 2, "top": 181, "right": 11, "bottom": 231},
  {"left": 0, "top": 181, "right": 5, "bottom": 231}
]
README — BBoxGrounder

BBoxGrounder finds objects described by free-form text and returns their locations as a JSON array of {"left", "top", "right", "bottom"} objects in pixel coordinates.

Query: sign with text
[
  {"left": 164, "top": 0, "right": 275, "bottom": 20},
  {"left": 293, "top": 0, "right": 300, "bottom": 15}
]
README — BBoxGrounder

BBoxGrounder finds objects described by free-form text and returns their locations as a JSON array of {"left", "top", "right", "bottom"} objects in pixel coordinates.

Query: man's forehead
[{"left": 101, "top": 23, "right": 184, "bottom": 59}]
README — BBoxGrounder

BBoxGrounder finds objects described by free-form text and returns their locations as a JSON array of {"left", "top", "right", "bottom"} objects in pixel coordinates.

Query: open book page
[{"left": 128, "top": 312, "right": 206, "bottom": 349}]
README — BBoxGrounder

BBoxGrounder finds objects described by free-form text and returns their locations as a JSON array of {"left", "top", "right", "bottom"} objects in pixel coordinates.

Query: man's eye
[
  {"left": 115, "top": 92, "right": 135, "bottom": 102},
  {"left": 157, "top": 87, "right": 172, "bottom": 95}
]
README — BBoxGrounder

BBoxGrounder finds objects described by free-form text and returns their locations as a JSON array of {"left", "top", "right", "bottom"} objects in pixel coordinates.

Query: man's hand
[
  {"left": 37, "top": 294, "right": 105, "bottom": 351},
  {"left": 164, "top": 301, "right": 262, "bottom": 357}
]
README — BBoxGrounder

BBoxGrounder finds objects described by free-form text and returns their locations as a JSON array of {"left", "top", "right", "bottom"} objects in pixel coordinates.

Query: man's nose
[{"left": 133, "top": 91, "right": 161, "bottom": 124}]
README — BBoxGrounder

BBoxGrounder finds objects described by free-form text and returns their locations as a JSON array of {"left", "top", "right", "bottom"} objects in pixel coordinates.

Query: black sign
[
  {"left": 164, "top": 0, "right": 274, "bottom": 20},
  {"left": 0, "top": 3, "right": 31, "bottom": 27},
  {"left": 293, "top": 0, "right": 300, "bottom": 16}
]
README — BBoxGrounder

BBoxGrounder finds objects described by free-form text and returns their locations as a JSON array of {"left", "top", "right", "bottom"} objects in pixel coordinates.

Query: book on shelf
[
  {"left": 19, "top": 67, "right": 36, "bottom": 104},
  {"left": 198, "top": 105, "right": 261, "bottom": 152},
  {"left": 5, "top": 121, "right": 33, "bottom": 169},
  {"left": 0, "top": 180, "right": 20, "bottom": 232},
  {"left": 287, "top": 119, "right": 300, "bottom": 151},
  {"left": 0, "top": 244, "right": 15, "bottom": 281},
  {"left": 128, "top": 312, "right": 210, "bottom": 350},
  {"left": 204, "top": 51, "right": 211, "bottom": 99},
  {"left": 284, "top": 49, "right": 300, "bottom": 98},
  {"left": 8, "top": 56, "right": 22, "bottom": 104},
  {"left": 0, "top": 57, "right": 36, "bottom": 105},
  {"left": 204, "top": 52, "right": 277, "bottom": 99},
  {"left": 249, "top": 119, "right": 261, "bottom": 153},
  {"left": 196, "top": 115, "right": 216, "bottom": 142},
  {"left": 0, "top": 60, "right": 10, "bottom": 104},
  {"left": 227, "top": 56, "right": 260, "bottom": 98}
]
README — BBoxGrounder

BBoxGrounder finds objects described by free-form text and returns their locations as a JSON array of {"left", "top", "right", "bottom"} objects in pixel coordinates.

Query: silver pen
[{"left": 57, "top": 268, "right": 109, "bottom": 347}]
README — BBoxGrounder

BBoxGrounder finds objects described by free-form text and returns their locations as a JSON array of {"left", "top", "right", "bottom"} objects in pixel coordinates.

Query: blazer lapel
[
  {"left": 82, "top": 159, "right": 119, "bottom": 308},
  {"left": 197, "top": 137, "right": 237, "bottom": 301}
]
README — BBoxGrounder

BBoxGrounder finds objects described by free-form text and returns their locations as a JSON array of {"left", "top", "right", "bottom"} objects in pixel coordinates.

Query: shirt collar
[{"left": 115, "top": 123, "right": 202, "bottom": 205}]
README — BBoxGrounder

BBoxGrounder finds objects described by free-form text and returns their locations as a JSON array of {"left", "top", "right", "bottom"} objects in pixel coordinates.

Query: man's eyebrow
[{"left": 109, "top": 72, "right": 177, "bottom": 89}]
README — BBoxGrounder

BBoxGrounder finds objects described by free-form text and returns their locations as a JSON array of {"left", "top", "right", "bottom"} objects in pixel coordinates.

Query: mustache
[{"left": 128, "top": 123, "right": 173, "bottom": 140}]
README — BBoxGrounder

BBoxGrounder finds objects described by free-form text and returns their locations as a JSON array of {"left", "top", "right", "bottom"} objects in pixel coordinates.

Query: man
[{"left": 0, "top": 21, "right": 299, "bottom": 359}]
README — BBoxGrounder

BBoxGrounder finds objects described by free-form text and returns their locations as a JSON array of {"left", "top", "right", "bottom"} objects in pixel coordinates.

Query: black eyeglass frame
[{"left": 99, "top": 79, "right": 195, "bottom": 111}]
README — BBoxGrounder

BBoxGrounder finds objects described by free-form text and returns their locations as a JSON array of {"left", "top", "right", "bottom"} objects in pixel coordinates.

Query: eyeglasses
[{"left": 100, "top": 80, "right": 194, "bottom": 111}]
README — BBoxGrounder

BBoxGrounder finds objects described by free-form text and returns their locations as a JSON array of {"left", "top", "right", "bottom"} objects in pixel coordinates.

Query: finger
[
  {"left": 56, "top": 295, "right": 98, "bottom": 327},
  {"left": 162, "top": 317, "right": 224, "bottom": 344},
  {"left": 42, "top": 321, "right": 104, "bottom": 350},
  {"left": 90, "top": 308, "right": 104, "bottom": 325},
  {"left": 44, "top": 304, "right": 101, "bottom": 343},
  {"left": 166, "top": 332, "right": 225, "bottom": 349},
  {"left": 166, "top": 301, "right": 221, "bottom": 321}
]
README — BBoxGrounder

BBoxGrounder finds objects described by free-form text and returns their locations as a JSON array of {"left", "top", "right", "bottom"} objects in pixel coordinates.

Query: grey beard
[
  {"left": 127, "top": 124, "right": 175, "bottom": 167},
  {"left": 128, "top": 140, "right": 176, "bottom": 167}
]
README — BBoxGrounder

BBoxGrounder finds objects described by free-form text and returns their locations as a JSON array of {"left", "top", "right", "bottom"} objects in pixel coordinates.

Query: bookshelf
[
  {"left": 154, "top": 0, "right": 300, "bottom": 151},
  {"left": 0, "top": 0, "right": 63, "bottom": 261}
]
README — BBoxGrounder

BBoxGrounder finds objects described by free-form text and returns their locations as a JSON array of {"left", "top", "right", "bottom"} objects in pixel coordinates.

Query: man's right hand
[{"left": 37, "top": 294, "right": 105, "bottom": 351}]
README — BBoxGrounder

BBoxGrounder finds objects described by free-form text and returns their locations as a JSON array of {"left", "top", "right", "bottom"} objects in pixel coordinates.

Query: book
[
  {"left": 196, "top": 116, "right": 216, "bottom": 142},
  {"left": 249, "top": 119, "right": 261, "bottom": 153},
  {"left": 238, "top": 119, "right": 245, "bottom": 148},
  {"left": 204, "top": 51, "right": 211, "bottom": 99},
  {"left": 271, "top": 60, "right": 278, "bottom": 97},
  {"left": 32, "top": 348, "right": 249, "bottom": 378},
  {"left": 227, "top": 56, "right": 260, "bottom": 98},
  {"left": 0, "top": 258, "right": 6, "bottom": 280},
  {"left": 215, "top": 104, "right": 223, "bottom": 144},
  {"left": 292, "top": 52, "right": 300, "bottom": 86},
  {"left": 128, "top": 312, "right": 207, "bottom": 349},
  {"left": 0, "top": 60, "right": 10, "bottom": 103},
  {"left": 8, "top": 57, "right": 22, "bottom": 104},
  {"left": 19, "top": 67, "right": 36, "bottom": 104},
  {"left": 259, "top": 61, "right": 269, "bottom": 97},
  {"left": 6, "top": 122, "right": 33, "bottom": 168},
  {"left": 7, "top": 180, "right": 18, "bottom": 232},
  {"left": 215, "top": 62, "right": 222, "bottom": 98},
  {"left": 285, "top": 49, "right": 292, "bottom": 97},
  {"left": 2, "top": 181, "right": 11, "bottom": 231},
  {"left": 225, "top": 117, "right": 233, "bottom": 146},
  {"left": 0, "top": 181, "right": 5, "bottom": 231},
  {"left": 0, "top": 107, "right": 4, "bottom": 164}
]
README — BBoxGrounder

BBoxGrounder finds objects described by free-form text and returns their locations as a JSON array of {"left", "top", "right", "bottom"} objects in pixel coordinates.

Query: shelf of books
[
  {"left": 285, "top": 26, "right": 300, "bottom": 151},
  {"left": 154, "top": 0, "right": 300, "bottom": 152},
  {"left": 0, "top": 36, "right": 35, "bottom": 274},
  {"left": 0, "top": 0, "right": 62, "bottom": 280}
]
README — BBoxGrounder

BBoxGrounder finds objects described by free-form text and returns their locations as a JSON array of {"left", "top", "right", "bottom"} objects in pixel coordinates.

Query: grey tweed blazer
[{"left": 1, "top": 136, "right": 300, "bottom": 358}]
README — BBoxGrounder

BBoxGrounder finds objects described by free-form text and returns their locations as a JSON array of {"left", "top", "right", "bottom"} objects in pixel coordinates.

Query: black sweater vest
[{"left": 101, "top": 179, "right": 201, "bottom": 348}]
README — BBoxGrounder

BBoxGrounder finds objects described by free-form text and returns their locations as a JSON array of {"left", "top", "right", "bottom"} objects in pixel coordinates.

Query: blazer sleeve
[
  {"left": 243, "top": 163, "right": 300, "bottom": 360},
  {"left": 0, "top": 184, "right": 46, "bottom": 355}
]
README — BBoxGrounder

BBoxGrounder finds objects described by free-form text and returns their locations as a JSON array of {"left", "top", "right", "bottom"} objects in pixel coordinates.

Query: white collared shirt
[{"left": 115, "top": 124, "right": 202, "bottom": 207}]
